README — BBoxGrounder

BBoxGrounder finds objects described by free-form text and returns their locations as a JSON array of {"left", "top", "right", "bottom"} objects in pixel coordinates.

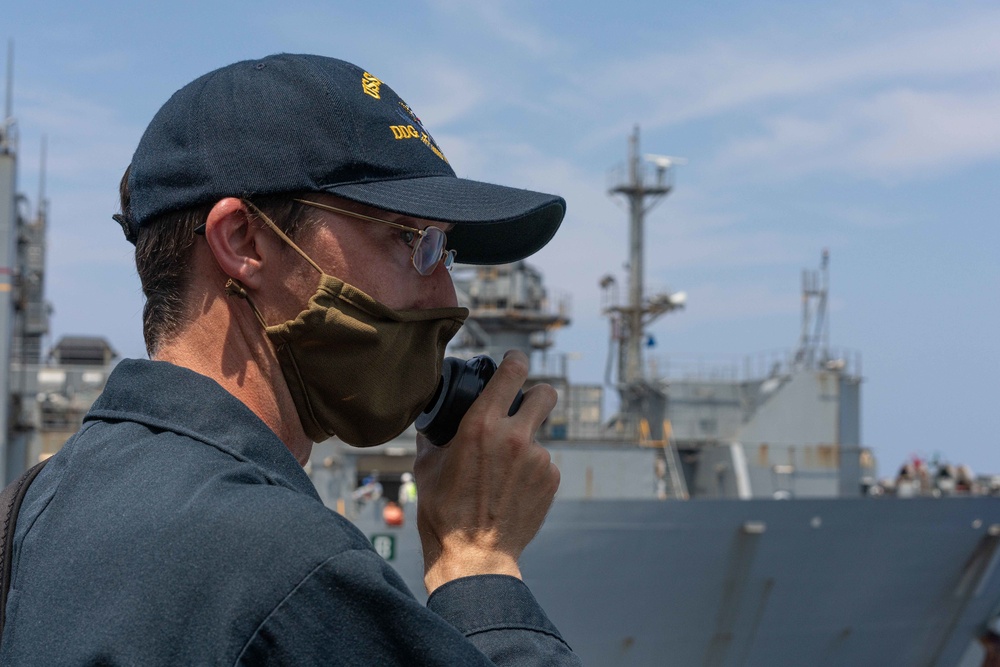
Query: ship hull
[{"left": 354, "top": 496, "right": 1000, "bottom": 666}]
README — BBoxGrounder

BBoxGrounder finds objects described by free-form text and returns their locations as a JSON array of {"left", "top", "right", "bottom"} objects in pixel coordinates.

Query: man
[{"left": 0, "top": 54, "right": 579, "bottom": 665}]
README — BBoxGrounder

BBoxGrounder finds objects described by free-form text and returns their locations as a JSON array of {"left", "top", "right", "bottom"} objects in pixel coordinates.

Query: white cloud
[
  {"left": 621, "top": 10, "right": 999, "bottom": 118},
  {"left": 426, "top": 0, "right": 563, "bottom": 59},
  {"left": 560, "top": 8, "right": 1000, "bottom": 158},
  {"left": 395, "top": 58, "right": 489, "bottom": 128},
  {"left": 849, "top": 89, "right": 1000, "bottom": 176},
  {"left": 16, "top": 86, "right": 138, "bottom": 181},
  {"left": 714, "top": 88, "right": 1000, "bottom": 182}
]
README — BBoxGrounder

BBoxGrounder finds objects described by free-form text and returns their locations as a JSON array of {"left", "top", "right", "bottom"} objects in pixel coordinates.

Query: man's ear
[{"left": 202, "top": 198, "right": 274, "bottom": 291}]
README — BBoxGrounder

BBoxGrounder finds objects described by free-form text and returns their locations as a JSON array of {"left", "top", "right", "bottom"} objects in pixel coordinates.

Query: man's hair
[{"left": 119, "top": 168, "right": 314, "bottom": 357}]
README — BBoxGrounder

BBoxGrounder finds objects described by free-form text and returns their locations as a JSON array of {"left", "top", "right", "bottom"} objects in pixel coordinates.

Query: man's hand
[{"left": 413, "top": 350, "right": 560, "bottom": 594}]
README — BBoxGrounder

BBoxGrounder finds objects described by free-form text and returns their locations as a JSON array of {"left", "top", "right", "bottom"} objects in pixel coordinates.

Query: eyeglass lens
[{"left": 414, "top": 227, "right": 448, "bottom": 275}]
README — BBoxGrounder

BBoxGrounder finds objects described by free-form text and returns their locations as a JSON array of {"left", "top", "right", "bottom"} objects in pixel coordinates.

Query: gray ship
[{"left": 4, "top": 58, "right": 1000, "bottom": 666}]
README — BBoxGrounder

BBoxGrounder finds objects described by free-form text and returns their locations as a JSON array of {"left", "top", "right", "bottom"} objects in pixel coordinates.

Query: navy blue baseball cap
[{"left": 121, "top": 53, "right": 565, "bottom": 265}]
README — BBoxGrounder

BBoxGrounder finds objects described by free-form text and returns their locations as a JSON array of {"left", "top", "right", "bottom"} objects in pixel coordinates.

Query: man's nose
[{"left": 417, "top": 260, "right": 459, "bottom": 309}]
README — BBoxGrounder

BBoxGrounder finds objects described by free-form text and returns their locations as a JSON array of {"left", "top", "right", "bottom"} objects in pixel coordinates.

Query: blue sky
[{"left": 7, "top": 1, "right": 999, "bottom": 477}]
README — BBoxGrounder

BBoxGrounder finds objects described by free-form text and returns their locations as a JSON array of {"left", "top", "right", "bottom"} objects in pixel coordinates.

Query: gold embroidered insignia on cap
[
  {"left": 387, "top": 125, "right": 450, "bottom": 164},
  {"left": 387, "top": 102, "right": 449, "bottom": 163},
  {"left": 391, "top": 125, "right": 420, "bottom": 139},
  {"left": 362, "top": 72, "right": 383, "bottom": 99},
  {"left": 421, "top": 133, "right": 449, "bottom": 163}
]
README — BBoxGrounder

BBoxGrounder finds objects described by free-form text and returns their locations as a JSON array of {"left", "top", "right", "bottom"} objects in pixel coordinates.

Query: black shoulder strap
[{"left": 0, "top": 458, "right": 50, "bottom": 637}]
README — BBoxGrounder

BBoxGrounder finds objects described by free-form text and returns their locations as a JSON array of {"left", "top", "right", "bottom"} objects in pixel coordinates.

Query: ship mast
[
  {"left": 2, "top": 40, "right": 12, "bottom": 153},
  {"left": 795, "top": 249, "right": 830, "bottom": 368},
  {"left": 0, "top": 42, "right": 18, "bottom": 482},
  {"left": 604, "top": 126, "right": 685, "bottom": 439}
]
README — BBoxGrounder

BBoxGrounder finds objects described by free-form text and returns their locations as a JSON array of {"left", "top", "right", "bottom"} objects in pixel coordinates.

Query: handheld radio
[{"left": 415, "top": 355, "right": 524, "bottom": 446}]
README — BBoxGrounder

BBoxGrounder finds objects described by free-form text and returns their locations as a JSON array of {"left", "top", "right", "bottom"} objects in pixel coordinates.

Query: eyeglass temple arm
[{"left": 292, "top": 199, "right": 424, "bottom": 236}]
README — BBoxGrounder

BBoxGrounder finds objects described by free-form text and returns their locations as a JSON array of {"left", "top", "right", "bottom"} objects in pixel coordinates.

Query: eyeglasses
[{"left": 293, "top": 199, "right": 456, "bottom": 276}]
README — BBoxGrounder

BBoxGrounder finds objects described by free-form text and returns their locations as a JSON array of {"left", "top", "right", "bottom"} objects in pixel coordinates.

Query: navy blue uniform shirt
[{"left": 0, "top": 359, "right": 579, "bottom": 665}]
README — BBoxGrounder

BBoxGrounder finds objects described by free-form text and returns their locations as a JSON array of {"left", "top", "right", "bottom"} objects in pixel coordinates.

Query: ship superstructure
[
  {"left": 0, "top": 44, "right": 50, "bottom": 484},
  {"left": 0, "top": 47, "right": 115, "bottom": 483}
]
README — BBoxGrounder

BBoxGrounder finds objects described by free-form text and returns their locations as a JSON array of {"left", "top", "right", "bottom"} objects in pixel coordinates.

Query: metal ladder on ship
[{"left": 640, "top": 418, "right": 689, "bottom": 500}]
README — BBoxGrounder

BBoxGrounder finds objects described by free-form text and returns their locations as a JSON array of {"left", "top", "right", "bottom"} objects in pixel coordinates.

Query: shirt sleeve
[
  {"left": 427, "top": 575, "right": 581, "bottom": 665},
  {"left": 235, "top": 548, "right": 580, "bottom": 666}
]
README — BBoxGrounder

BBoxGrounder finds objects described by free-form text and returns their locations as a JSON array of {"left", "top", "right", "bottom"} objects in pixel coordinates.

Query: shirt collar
[{"left": 85, "top": 358, "right": 319, "bottom": 499}]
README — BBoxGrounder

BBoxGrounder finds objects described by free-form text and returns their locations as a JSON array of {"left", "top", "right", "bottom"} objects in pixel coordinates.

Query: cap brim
[{"left": 324, "top": 176, "right": 565, "bottom": 265}]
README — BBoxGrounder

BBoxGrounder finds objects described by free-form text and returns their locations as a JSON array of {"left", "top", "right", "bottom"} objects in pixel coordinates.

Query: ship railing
[
  {"left": 451, "top": 265, "right": 572, "bottom": 320},
  {"left": 606, "top": 160, "right": 675, "bottom": 193},
  {"left": 647, "top": 347, "right": 863, "bottom": 382},
  {"left": 463, "top": 292, "right": 572, "bottom": 322}
]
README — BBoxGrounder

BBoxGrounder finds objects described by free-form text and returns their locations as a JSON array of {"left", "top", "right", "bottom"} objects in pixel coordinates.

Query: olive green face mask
[{"left": 232, "top": 203, "right": 468, "bottom": 446}]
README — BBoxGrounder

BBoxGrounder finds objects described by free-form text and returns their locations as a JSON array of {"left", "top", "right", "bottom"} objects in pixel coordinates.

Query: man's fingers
[
  {"left": 469, "top": 350, "right": 529, "bottom": 415},
  {"left": 517, "top": 384, "right": 557, "bottom": 430}
]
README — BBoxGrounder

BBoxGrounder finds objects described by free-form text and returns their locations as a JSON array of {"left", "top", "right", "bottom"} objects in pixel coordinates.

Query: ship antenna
[
  {"left": 2, "top": 40, "right": 13, "bottom": 153},
  {"left": 796, "top": 249, "right": 831, "bottom": 367},
  {"left": 37, "top": 135, "right": 47, "bottom": 220}
]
